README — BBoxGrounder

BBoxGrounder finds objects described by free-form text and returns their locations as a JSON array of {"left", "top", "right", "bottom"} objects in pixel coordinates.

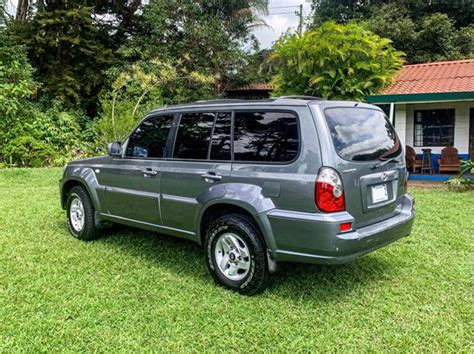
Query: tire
[
  {"left": 204, "top": 214, "right": 269, "bottom": 295},
  {"left": 66, "top": 186, "right": 100, "bottom": 241}
]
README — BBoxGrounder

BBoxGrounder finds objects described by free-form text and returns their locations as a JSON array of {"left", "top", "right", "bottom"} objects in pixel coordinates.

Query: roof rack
[
  {"left": 277, "top": 95, "right": 322, "bottom": 100},
  {"left": 193, "top": 99, "right": 247, "bottom": 104}
]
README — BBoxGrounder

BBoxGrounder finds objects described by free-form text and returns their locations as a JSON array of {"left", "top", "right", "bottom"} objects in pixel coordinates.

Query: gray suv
[{"left": 60, "top": 97, "right": 415, "bottom": 294}]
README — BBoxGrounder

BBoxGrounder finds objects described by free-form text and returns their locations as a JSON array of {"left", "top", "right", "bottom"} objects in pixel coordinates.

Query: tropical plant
[
  {"left": 270, "top": 21, "right": 404, "bottom": 100},
  {"left": 94, "top": 59, "right": 216, "bottom": 148},
  {"left": 445, "top": 160, "right": 474, "bottom": 191}
]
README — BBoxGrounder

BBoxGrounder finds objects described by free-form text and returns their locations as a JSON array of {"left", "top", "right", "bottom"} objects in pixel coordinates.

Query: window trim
[{"left": 413, "top": 109, "right": 455, "bottom": 147}]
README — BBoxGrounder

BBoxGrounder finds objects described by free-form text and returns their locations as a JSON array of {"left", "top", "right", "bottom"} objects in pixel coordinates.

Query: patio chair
[
  {"left": 405, "top": 145, "right": 422, "bottom": 173},
  {"left": 438, "top": 146, "right": 462, "bottom": 173}
]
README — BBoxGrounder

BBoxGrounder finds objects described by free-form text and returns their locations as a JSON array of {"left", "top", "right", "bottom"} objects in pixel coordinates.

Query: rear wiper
[{"left": 371, "top": 157, "right": 400, "bottom": 169}]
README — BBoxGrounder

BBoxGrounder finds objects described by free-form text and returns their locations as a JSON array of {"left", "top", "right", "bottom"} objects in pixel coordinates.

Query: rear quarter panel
[{"left": 230, "top": 105, "right": 321, "bottom": 214}]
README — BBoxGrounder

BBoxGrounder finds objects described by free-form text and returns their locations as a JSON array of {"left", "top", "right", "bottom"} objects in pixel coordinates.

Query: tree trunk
[{"left": 15, "top": 0, "right": 29, "bottom": 21}]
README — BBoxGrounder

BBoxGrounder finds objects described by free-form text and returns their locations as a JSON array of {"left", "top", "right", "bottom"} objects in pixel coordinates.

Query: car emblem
[{"left": 382, "top": 172, "right": 388, "bottom": 181}]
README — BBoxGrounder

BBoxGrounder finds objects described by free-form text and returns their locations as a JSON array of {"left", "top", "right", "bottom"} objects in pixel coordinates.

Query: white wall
[
  {"left": 395, "top": 101, "right": 474, "bottom": 155},
  {"left": 394, "top": 104, "right": 407, "bottom": 147}
]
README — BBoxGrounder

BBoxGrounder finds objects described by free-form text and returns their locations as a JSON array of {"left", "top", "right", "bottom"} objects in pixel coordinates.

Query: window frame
[
  {"left": 169, "top": 111, "right": 233, "bottom": 162},
  {"left": 122, "top": 112, "right": 177, "bottom": 160},
  {"left": 167, "top": 109, "right": 301, "bottom": 165},
  {"left": 170, "top": 111, "right": 217, "bottom": 160},
  {"left": 413, "top": 109, "right": 455, "bottom": 147},
  {"left": 122, "top": 108, "right": 301, "bottom": 165},
  {"left": 231, "top": 109, "right": 301, "bottom": 165}
]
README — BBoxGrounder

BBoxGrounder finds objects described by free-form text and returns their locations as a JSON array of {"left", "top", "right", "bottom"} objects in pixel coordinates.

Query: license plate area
[
  {"left": 359, "top": 170, "right": 399, "bottom": 213},
  {"left": 371, "top": 183, "right": 388, "bottom": 203}
]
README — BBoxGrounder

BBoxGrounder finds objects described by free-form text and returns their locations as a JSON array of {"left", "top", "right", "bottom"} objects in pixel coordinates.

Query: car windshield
[{"left": 324, "top": 107, "right": 401, "bottom": 162}]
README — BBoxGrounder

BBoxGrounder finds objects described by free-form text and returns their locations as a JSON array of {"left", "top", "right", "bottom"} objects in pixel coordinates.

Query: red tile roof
[
  {"left": 226, "top": 83, "right": 274, "bottom": 91},
  {"left": 381, "top": 59, "right": 474, "bottom": 95}
]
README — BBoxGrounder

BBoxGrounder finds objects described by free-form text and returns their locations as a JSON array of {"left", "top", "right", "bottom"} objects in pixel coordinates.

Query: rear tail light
[{"left": 315, "top": 167, "right": 345, "bottom": 213}]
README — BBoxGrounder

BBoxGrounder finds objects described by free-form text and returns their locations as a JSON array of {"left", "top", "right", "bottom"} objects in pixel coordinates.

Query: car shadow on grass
[{"left": 88, "top": 224, "right": 395, "bottom": 301}]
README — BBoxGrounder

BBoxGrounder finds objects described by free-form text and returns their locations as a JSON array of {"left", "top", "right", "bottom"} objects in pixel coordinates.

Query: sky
[
  {"left": 5, "top": 0, "right": 312, "bottom": 49},
  {"left": 254, "top": 0, "right": 312, "bottom": 48}
]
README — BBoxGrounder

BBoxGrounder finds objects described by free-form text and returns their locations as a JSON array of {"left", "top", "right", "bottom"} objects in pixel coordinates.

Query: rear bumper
[{"left": 265, "top": 194, "right": 415, "bottom": 264}]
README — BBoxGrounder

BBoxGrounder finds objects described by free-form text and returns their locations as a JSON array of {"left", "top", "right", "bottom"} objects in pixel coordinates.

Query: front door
[
  {"left": 470, "top": 108, "right": 474, "bottom": 160},
  {"left": 100, "top": 113, "right": 175, "bottom": 225},
  {"left": 160, "top": 111, "right": 232, "bottom": 232}
]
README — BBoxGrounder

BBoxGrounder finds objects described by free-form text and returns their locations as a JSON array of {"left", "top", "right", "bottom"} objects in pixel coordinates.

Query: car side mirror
[{"left": 108, "top": 142, "right": 122, "bottom": 157}]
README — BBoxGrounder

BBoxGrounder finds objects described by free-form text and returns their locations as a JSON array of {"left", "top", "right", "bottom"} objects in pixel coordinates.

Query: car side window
[
  {"left": 233, "top": 111, "right": 299, "bottom": 162},
  {"left": 210, "top": 112, "right": 231, "bottom": 160},
  {"left": 125, "top": 114, "right": 174, "bottom": 158},
  {"left": 173, "top": 112, "right": 215, "bottom": 159}
]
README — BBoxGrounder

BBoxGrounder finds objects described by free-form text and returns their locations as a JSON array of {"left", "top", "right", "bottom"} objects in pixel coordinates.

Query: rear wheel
[
  {"left": 66, "top": 186, "right": 100, "bottom": 241},
  {"left": 204, "top": 214, "right": 269, "bottom": 295}
]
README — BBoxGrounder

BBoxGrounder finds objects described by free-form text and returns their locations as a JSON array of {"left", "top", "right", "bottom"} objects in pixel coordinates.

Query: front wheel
[
  {"left": 66, "top": 186, "right": 100, "bottom": 241},
  {"left": 204, "top": 214, "right": 269, "bottom": 295}
]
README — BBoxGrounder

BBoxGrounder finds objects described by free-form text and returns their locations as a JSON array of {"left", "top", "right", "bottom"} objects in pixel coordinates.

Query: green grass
[{"left": 0, "top": 168, "right": 472, "bottom": 352}]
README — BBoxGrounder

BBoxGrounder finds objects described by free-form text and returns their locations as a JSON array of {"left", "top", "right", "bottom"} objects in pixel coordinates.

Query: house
[
  {"left": 368, "top": 59, "right": 474, "bottom": 173},
  {"left": 224, "top": 83, "right": 274, "bottom": 99}
]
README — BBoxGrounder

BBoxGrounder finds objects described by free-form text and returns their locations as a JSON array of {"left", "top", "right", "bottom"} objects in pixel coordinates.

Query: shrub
[
  {"left": 445, "top": 160, "right": 474, "bottom": 192},
  {"left": 270, "top": 21, "right": 404, "bottom": 100},
  {"left": 3, "top": 136, "right": 57, "bottom": 167}
]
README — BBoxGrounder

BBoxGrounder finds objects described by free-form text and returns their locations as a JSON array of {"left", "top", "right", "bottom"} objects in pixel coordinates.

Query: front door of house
[{"left": 470, "top": 108, "right": 474, "bottom": 160}]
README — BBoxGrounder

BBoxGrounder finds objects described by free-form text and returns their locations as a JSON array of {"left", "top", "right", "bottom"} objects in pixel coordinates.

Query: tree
[
  {"left": 367, "top": 8, "right": 474, "bottom": 64},
  {"left": 123, "top": 0, "right": 268, "bottom": 94},
  {"left": 15, "top": 0, "right": 29, "bottom": 21},
  {"left": 311, "top": 0, "right": 474, "bottom": 63},
  {"left": 17, "top": 3, "right": 114, "bottom": 114},
  {"left": 311, "top": 0, "right": 474, "bottom": 28},
  {"left": 0, "top": 21, "right": 37, "bottom": 144},
  {"left": 270, "top": 22, "right": 404, "bottom": 101},
  {"left": 414, "top": 13, "right": 461, "bottom": 63},
  {"left": 366, "top": 4, "right": 418, "bottom": 62}
]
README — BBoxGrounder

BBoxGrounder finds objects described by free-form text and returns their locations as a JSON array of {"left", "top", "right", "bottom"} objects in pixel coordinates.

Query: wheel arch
[
  {"left": 197, "top": 200, "right": 277, "bottom": 253},
  {"left": 60, "top": 168, "right": 102, "bottom": 213}
]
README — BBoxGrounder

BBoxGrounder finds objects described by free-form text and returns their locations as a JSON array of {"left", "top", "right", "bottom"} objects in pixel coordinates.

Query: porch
[{"left": 367, "top": 60, "right": 474, "bottom": 181}]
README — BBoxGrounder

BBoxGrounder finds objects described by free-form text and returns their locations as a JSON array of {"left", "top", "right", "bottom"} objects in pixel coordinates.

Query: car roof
[
  {"left": 149, "top": 96, "right": 321, "bottom": 113},
  {"left": 148, "top": 96, "right": 379, "bottom": 114}
]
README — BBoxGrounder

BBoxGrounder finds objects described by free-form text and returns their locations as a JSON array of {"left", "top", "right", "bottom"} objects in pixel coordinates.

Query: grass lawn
[{"left": 0, "top": 168, "right": 472, "bottom": 351}]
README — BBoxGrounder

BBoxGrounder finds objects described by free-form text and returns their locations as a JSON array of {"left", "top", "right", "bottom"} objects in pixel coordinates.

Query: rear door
[
  {"left": 159, "top": 111, "right": 232, "bottom": 232},
  {"left": 318, "top": 105, "right": 406, "bottom": 228}
]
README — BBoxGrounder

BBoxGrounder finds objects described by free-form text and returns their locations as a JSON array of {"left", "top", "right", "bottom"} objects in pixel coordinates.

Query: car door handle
[
  {"left": 142, "top": 168, "right": 158, "bottom": 176},
  {"left": 201, "top": 172, "right": 222, "bottom": 181}
]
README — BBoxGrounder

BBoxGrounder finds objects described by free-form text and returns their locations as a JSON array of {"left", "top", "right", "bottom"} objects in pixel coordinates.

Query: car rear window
[{"left": 324, "top": 107, "right": 401, "bottom": 161}]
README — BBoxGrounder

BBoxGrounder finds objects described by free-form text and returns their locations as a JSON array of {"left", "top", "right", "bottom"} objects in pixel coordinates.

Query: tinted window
[
  {"left": 414, "top": 109, "right": 454, "bottom": 146},
  {"left": 173, "top": 112, "right": 215, "bottom": 159},
  {"left": 125, "top": 114, "right": 174, "bottom": 158},
  {"left": 234, "top": 111, "right": 299, "bottom": 162},
  {"left": 324, "top": 108, "right": 401, "bottom": 161},
  {"left": 210, "top": 112, "right": 231, "bottom": 160}
]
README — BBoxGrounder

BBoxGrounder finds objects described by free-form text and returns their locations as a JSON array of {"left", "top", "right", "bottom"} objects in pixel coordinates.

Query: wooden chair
[
  {"left": 405, "top": 145, "right": 422, "bottom": 173},
  {"left": 438, "top": 146, "right": 462, "bottom": 173}
]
